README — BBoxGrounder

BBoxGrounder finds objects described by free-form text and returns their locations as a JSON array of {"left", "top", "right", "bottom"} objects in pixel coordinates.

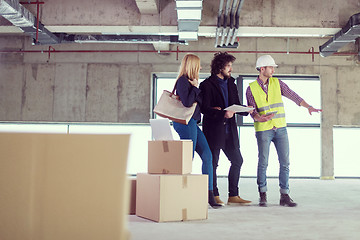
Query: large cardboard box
[
  {"left": 148, "top": 140, "right": 192, "bottom": 174},
  {"left": 0, "top": 133, "right": 131, "bottom": 240},
  {"left": 136, "top": 173, "right": 208, "bottom": 222}
]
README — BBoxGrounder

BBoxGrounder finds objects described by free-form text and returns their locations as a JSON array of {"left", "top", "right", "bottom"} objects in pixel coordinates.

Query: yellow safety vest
[{"left": 249, "top": 77, "right": 287, "bottom": 132}]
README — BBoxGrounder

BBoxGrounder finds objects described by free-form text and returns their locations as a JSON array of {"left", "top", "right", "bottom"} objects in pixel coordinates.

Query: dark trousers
[{"left": 211, "top": 133, "right": 243, "bottom": 197}]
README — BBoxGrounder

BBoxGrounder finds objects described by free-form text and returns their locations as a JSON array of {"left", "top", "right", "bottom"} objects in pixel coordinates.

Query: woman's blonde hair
[{"left": 177, "top": 53, "right": 201, "bottom": 81}]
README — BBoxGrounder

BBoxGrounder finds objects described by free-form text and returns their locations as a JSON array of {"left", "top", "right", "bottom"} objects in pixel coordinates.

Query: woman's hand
[{"left": 188, "top": 78, "right": 198, "bottom": 87}]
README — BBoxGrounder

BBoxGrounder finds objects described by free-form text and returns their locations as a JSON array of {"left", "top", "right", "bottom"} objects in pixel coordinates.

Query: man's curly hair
[{"left": 210, "top": 52, "right": 236, "bottom": 76}]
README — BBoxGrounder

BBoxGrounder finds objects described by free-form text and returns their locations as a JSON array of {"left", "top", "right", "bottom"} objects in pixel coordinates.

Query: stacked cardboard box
[{"left": 135, "top": 140, "right": 208, "bottom": 222}]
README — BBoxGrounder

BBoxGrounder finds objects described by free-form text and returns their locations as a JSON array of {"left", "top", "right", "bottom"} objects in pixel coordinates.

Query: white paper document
[{"left": 224, "top": 104, "right": 254, "bottom": 113}]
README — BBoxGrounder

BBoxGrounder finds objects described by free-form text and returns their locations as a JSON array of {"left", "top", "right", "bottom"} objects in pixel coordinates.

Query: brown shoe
[
  {"left": 259, "top": 192, "right": 267, "bottom": 207},
  {"left": 214, "top": 196, "right": 225, "bottom": 206},
  {"left": 227, "top": 196, "right": 252, "bottom": 205},
  {"left": 280, "top": 194, "right": 297, "bottom": 207}
]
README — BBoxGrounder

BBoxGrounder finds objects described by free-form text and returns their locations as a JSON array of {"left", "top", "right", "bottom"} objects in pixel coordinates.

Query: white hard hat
[{"left": 256, "top": 55, "right": 278, "bottom": 69}]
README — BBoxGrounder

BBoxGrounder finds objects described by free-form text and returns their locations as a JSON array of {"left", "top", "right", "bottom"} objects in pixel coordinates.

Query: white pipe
[
  {"left": 230, "top": 0, "right": 244, "bottom": 45},
  {"left": 225, "top": 0, "right": 239, "bottom": 46},
  {"left": 214, "top": 0, "right": 224, "bottom": 47},
  {"left": 220, "top": 0, "right": 231, "bottom": 46}
]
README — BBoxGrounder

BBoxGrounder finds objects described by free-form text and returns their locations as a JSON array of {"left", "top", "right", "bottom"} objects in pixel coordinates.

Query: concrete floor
[{"left": 128, "top": 177, "right": 360, "bottom": 240}]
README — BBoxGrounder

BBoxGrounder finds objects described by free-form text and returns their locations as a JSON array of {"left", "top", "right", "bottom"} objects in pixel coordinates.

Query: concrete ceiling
[{"left": 0, "top": 0, "right": 360, "bottom": 49}]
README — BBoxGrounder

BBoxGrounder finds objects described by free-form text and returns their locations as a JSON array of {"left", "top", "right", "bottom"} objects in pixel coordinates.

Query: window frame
[{"left": 152, "top": 73, "right": 321, "bottom": 128}]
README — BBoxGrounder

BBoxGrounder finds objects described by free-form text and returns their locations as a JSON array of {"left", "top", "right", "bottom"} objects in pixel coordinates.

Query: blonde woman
[{"left": 172, "top": 53, "right": 222, "bottom": 208}]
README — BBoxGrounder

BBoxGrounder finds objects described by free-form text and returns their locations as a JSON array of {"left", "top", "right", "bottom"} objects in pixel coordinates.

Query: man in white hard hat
[{"left": 246, "top": 55, "right": 322, "bottom": 207}]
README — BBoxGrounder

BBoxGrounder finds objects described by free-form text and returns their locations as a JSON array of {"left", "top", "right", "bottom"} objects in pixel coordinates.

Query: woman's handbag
[{"left": 153, "top": 84, "right": 197, "bottom": 125}]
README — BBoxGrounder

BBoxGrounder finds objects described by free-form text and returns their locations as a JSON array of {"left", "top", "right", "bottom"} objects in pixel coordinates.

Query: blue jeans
[
  {"left": 255, "top": 127, "right": 290, "bottom": 194},
  {"left": 173, "top": 118, "right": 213, "bottom": 190}
]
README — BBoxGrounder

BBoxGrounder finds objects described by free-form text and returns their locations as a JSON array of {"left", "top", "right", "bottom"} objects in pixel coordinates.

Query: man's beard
[{"left": 221, "top": 71, "right": 231, "bottom": 79}]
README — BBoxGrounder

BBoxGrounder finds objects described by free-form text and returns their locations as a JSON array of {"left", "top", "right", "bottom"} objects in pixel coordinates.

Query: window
[
  {"left": 333, "top": 126, "right": 360, "bottom": 178},
  {"left": 152, "top": 73, "right": 207, "bottom": 119},
  {"left": 151, "top": 73, "right": 322, "bottom": 177},
  {"left": 152, "top": 73, "right": 232, "bottom": 175},
  {"left": 0, "top": 122, "right": 151, "bottom": 175},
  {"left": 239, "top": 75, "right": 321, "bottom": 126},
  {"left": 238, "top": 75, "right": 322, "bottom": 177}
]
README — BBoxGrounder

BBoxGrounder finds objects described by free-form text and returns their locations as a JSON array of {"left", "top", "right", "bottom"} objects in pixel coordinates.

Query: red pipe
[
  {"left": 19, "top": 1, "right": 44, "bottom": 4},
  {"left": 35, "top": 0, "right": 40, "bottom": 43},
  {"left": 0, "top": 48, "right": 357, "bottom": 58},
  {"left": 308, "top": 47, "right": 315, "bottom": 62},
  {"left": 176, "top": 46, "right": 179, "bottom": 61},
  {"left": 19, "top": 1, "right": 45, "bottom": 43},
  {"left": 48, "top": 46, "right": 55, "bottom": 60},
  {"left": 0, "top": 49, "right": 349, "bottom": 54}
]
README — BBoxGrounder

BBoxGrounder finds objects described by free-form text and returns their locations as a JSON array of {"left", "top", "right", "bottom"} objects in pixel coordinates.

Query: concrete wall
[{"left": 1, "top": 35, "right": 360, "bottom": 178}]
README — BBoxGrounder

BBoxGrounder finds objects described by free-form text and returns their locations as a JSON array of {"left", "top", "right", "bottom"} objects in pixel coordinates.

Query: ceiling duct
[
  {"left": 0, "top": 0, "right": 59, "bottom": 44},
  {"left": 175, "top": 0, "right": 203, "bottom": 41},
  {"left": 319, "top": 12, "right": 360, "bottom": 57},
  {"left": 57, "top": 34, "right": 187, "bottom": 45}
]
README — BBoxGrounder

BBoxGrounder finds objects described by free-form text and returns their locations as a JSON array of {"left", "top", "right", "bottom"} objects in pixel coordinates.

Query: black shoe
[
  {"left": 280, "top": 194, "right": 297, "bottom": 207},
  {"left": 259, "top": 192, "right": 267, "bottom": 207},
  {"left": 209, "top": 190, "right": 223, "bottom": 209}
]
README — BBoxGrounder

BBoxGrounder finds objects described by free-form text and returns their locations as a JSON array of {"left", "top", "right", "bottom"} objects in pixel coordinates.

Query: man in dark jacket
[{"left": 199, "top": 52, "right": 252, "bottom": 206}]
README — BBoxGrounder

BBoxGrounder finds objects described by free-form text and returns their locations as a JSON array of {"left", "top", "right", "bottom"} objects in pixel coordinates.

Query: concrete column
[{"left": 319, "top": 66, "right": 337, "bottom": 179}]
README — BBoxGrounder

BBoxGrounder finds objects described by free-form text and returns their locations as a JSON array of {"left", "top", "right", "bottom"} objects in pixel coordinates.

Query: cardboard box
[
  {"left": 128, "top": 177, "right": 136, "bottom": 215},
  {"left": 148, "top": 140, "right": 192, "bottom": 174},
  {"left": 0, "top": 133, "right": 131, "bottom": 240},
  {"left": 136, "top": 173, "right": 208, "bottom": 222}
]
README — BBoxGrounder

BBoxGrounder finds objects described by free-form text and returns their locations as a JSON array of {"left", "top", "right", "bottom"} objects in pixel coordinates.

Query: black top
[
  {"left": 175, "top": 75, "right": 202, "bottom": 122},
  {"left": 199, "top": 74, "right": 248, "bottom": 149}
]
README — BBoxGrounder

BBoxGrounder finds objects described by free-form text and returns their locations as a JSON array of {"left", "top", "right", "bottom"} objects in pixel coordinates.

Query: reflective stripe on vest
[{"left": 249, "top": 77, "right": 287, "bottom": 132}]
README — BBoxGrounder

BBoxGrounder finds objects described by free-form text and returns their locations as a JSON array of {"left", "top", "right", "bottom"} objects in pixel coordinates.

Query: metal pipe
[
  {"left": 35, "top": 0, "right": 40, "bottom": 43},
  {"left": 220, "top": 0, "right": 232, "bottom": 46},
  {"left": 225, "top": 0, "right": 239, "bottom": 46},
  {"left": 309, "top": 47, "right": 315, "bottom": 62},
  {"left": 220, "top": 27, "right": 227, "bottom": 46},
  {"left": 230, "top": 0, "right": 244, "bottom": 45},
  {"left": 214, "top": 0, "right": 224, "bottom": 48}
]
